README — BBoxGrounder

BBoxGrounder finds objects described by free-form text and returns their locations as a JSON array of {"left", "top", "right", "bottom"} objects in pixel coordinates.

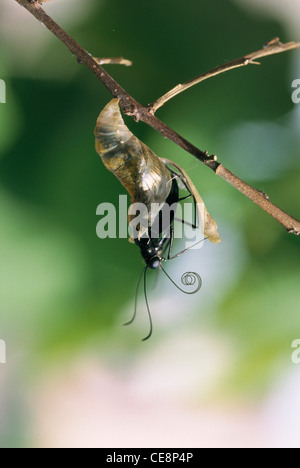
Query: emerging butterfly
[{"left": 95, "top": 99, "right": 221, "bottom": 339}]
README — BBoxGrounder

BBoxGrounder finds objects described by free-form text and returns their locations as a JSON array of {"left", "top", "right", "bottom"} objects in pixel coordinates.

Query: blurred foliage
[{"left": 0, "top": 0, "right": 299, "bottom": 424}]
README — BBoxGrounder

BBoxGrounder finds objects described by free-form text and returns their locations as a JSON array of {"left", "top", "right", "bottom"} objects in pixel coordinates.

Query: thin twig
[
  {"left": 15, "top": 0, "right": 300, "bottom": 235},
  {"left": 150, "top": 38, "right": 300, "bottom": 113}
]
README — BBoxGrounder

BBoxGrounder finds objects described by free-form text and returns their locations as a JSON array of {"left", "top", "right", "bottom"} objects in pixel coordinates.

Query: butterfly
[{"left": 95, "top": 99, "right": 221, "bottom": 339}]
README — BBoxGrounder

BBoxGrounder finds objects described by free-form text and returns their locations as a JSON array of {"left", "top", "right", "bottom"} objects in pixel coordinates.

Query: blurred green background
[{"left": 0, "top": 0, "right": 299, "bottom": 448}]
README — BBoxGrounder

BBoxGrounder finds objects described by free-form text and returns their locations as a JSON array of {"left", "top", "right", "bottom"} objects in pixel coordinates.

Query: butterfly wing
[{"left": 161, "top": 158, "right": 221, "bottom": 244}]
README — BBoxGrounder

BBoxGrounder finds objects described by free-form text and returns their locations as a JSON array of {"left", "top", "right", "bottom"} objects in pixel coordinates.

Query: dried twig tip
[{"left": 264, "top": 37, "right": 281, "bottom": 48}]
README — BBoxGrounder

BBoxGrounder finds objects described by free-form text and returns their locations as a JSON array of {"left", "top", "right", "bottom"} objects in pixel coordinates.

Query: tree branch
[
  {"left": 150, "top": 38, "right": 300, "bottom": 113},
  {"left": 15, "top": 0, "right": 300, "bottom": 235},
  {"left": 216, "top": 165, "right": 300, "bottom": 234}
]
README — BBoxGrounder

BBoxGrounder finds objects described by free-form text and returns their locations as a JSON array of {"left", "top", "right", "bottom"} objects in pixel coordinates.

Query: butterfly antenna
[
  {"left": 160, "top": 264, "right": 202, "bottom": 295},
  {"left": 142, "top": 268, "right": 153, "bottom": 341},
  {"left": 124, "top": 266, "right": 147, "bottom": 327}
]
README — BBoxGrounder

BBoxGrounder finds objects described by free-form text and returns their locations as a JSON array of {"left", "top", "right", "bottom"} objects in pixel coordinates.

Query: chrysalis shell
[
  {"left": 95, "top": 99, "right": 173, "bottom": 207},
  {"left": 95, "top": 99, "right": 174, "bottom": 239}
]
